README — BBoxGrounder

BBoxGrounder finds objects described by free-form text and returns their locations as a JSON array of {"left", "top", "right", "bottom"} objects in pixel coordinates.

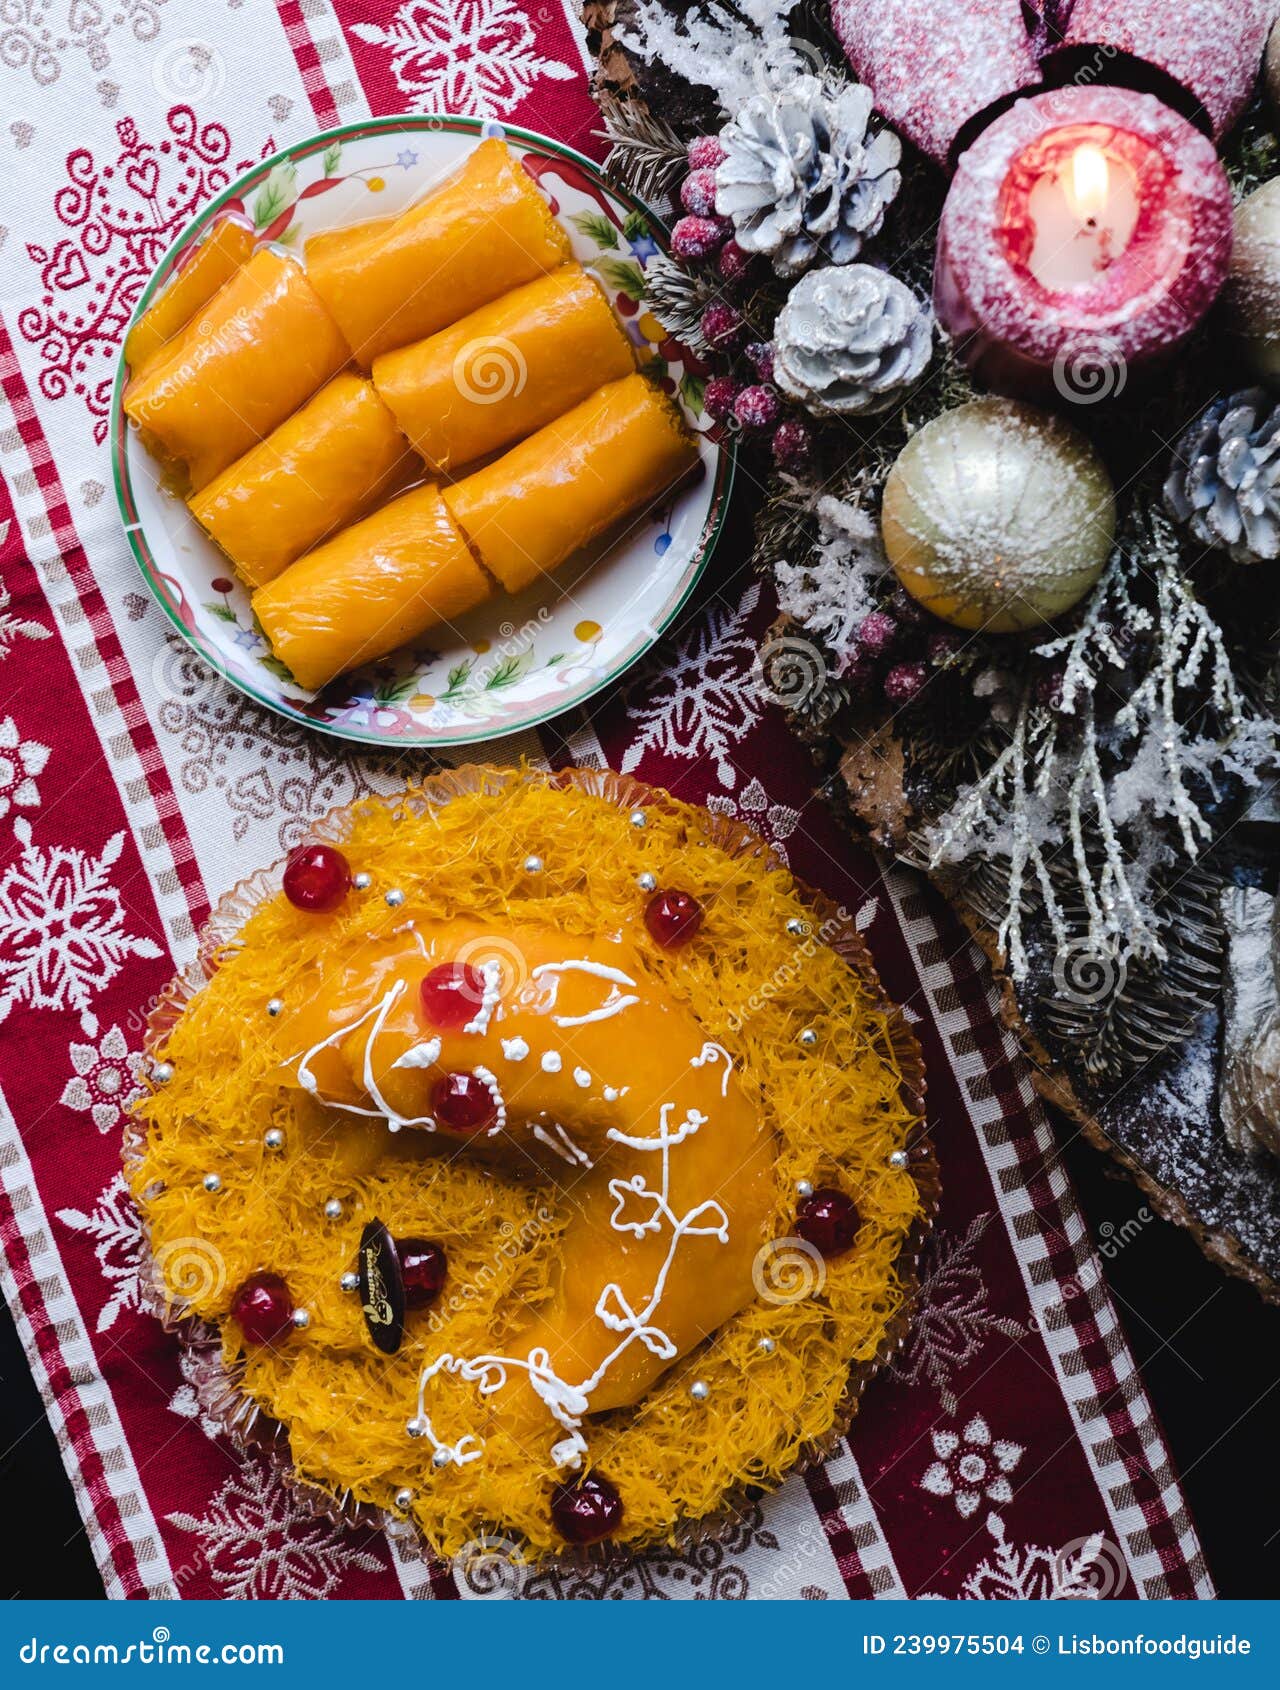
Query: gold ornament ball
[
  {"left": 1221, "top": 177, "right": 1280, "bottom": 382},
  {"left": 881, "top": 399, "right": 1116, "bottom": 633}
]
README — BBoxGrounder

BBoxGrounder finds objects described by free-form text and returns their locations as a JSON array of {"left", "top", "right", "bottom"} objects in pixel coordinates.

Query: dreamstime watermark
[
  {"left": 152, "top": 40, "right": 226, "bottom": 105},
  {"left": 754, "top": 635, "right": 830, "bottom": 711},
  {"left": 1052, "top": 938, "right": 1127, "bottom": 1006},
  {"left": 452, "top": 336, "right": 528, "bottom": 406},
  {"left": 727, "top": 907, "right": 850, "bottom": 1033},
  {"left": 1052, "top": 335, "right": 1128, "bottom": 406},
  {"left": 752, "top": 1235, "right": 826, "bottom": 1305},
  {"left": 151, "top": 635, "right": 223, "bottom": 715},
  {"left": 452, "top": 1533, "right": 529, "bottom": 1599},
  {"left": 1053, "top": 1532, "right": 1128, "bottom": 1599},
  {"left": 152, "top": 1236, "right": 227, "bottom": 1306},
  {"left": 420, "top": 1205, "right": 557, "bottom": 1337},
  {"left": 753, "top": 36, "right": 826, "bottom": 100},
  {"left": 1035, "top": 1206, "right": 1153, "bottom": 1327},
  {"left": 18, "top": 1626, "right": 282, "bottom": 1667}
]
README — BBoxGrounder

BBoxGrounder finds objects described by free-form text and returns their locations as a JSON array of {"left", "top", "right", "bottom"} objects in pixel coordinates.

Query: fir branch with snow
[{"left": 616, "top": 0, "right": 807, "bottom": 115}]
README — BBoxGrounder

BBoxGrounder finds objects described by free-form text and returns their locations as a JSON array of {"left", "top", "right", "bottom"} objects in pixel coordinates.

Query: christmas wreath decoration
[{"left": 586, "top": 0, "right": 1280, "bottom": 1297}]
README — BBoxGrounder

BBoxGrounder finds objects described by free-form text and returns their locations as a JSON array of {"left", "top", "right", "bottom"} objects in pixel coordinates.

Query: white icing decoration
[
  {"left": 531, "top": 959, "right": 640, "bottom": 1028},
  {"left": 463, "top": 960, "right": 504, "bottom": 1036},
  {"left": 532, "top": 1121, "right": 593, "bottom": 1169},
  {"left": 393, "top": 1037, "right": 441, "bottom": 1070},
  {"left": 290, "top": 982, "right": 439, "bottom": 1134},
  {"left": 500, "top": 1036, "right": 530, "bottom": 1062},
  {"left": 472, "top": 1065, "right": 506, "bottom": 1135},
  {"left": 573, "top": 1067, "right": 592, "bottom": 1089},
  {"left": 540, "top": 1050, "right": 562, "bottom": 1074},
  {"left": 691, "top": 1041, "right": 735, "bottom": 1098},
  {"left": 413, "top": 1102, "right": 729, "bottom": 1473}
]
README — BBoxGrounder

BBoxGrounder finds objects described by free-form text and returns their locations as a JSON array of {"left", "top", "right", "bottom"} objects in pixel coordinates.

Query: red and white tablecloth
[{"left": 0, "top": 0, "right": 1212, "bottom": 1601}]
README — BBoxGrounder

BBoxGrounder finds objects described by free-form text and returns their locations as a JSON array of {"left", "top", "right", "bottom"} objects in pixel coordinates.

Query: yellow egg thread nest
[{"left": 130, "top": 770, "right": 924, "bottom": 1559}]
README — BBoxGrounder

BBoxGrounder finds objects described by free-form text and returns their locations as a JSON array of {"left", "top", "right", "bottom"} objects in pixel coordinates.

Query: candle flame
[{"left": 1065, "top": 143, "right": 1110, "bottom": 223}]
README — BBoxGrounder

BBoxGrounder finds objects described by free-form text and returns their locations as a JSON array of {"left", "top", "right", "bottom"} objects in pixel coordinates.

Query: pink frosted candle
[
  {"left": 934, "top": 86, "right": 1233, "bottom": 399},
  {"left": 1054, "top": 0, "right": 1274, "bottom": 141},
  {"left": 831, "top": 0, "right": 1042, "bottom": 166}
]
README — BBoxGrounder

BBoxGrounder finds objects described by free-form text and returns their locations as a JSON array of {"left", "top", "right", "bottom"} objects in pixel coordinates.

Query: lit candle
[
  {"left": 1025, "top": 139, "right": 1139, "bottom": 291},
  {"left": 934, "top": 87, "right": 1233, "bottom": 399}
]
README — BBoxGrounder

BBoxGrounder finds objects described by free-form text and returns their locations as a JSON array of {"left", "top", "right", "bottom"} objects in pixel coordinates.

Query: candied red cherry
[
  {"left": 431, "top": 1070, "right": 497, "bottom": 1134},
  {"left": 644, "top": 889, "right": 704, "bottom": 950},
  {"left": 550, "top": 1473, "right": 624, "bottom": 1545},
  {"left": 231, "top": 1272, "right": 295, "bottom": 1347},
  {"left": 283, "top": 843, "right": 351, "bottom": 912},
  {"left": 420, "top": 962, "right": 486, "bottom": 1028},
  {"left": 396, "top": 1237, "right": 447, "bottom": 1309},
  {"left": 795, "top": 1188, "right": 861, "bottom": 1257}
]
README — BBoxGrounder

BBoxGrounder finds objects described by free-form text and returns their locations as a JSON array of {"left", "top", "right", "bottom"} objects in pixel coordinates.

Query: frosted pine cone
[
  {"left": 773, "top": 265, "right": 932, "bottom": 417},
  {"left": 1164, "top": 389, "right": 1280, "bottom": 564},
  {"left": 715, "top": 76, "right": 901, "bottom": 279}
]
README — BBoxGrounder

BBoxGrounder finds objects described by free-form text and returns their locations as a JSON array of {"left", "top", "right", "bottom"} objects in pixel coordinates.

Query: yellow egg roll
[
  {"left": 123, "top": 248, "right": 349, "bottom": 492},
  {"left": 252, "top": 485, "right": 492, "bottom": 692},
  {"left": 305, "top": 139, "right": 571, "bottom": 366},
  {"left": 371, "top": 265, "right": 635, "bottom": 476},
  {"left": 125, "top": 216, "right": 257, "bottom": 377},
  {"left": 443, "top": 373, "right": 699, "bottom": 596},
  {"left": 188, "top": 374, "right": 418, "bottom": 590}
]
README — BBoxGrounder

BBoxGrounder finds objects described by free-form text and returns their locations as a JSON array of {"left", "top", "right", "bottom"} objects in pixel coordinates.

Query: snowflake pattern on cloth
[
  {"left": 890, "top": 1214, "right": 1028, "bottom": 1415},
  {"left": 350, "top": 0, "right": 576, "bottom": 118},
  {"left": 622, "top": 583, "right": 765, "bottom": 789},
  {"left": 920, "top": 1414, "right": 1024, "bottom": 1518},
  {"left": 166, "top": 1457, "right": 384, "bottom": 1600},
  {"left": 921, "top": 1514, "right": 1123, "bottom": 1601},
  {"left": 60, "top": 1015, "right": 145, "bottom": 1133},
  {"left": 55, "top": 1172, "right": 148, "bottom": 1335},
  {"left": 0, "top": 714, "right": 50, "bottom": 820},
  {"left": 0, "top": 548, "right": 51, "bottom": 662},
  {"left": 0, "top": 819, "right": 162, "bottom": 1031},
  {"left": 706, "top": 775, "right": 800, "bottom": 863}
]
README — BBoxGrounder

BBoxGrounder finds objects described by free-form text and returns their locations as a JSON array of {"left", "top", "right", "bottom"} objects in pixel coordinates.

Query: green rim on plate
[{"left": 111, "top": 115, "right": 734, "bottom": 750}]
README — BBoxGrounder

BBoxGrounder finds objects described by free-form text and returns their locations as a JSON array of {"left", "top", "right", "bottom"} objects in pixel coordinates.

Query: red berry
[
  {"left": 550, "top": 1473, "right": 624, "bottom": 1544},
  {"left": 744, "top": 341, "right": 774, "bottom": 382},
  {"left": 396, "top": 1238, "right": 447, "bottom": 1309},
  {"left": 717, "top": 239, "right": 751, "bottom": 284},
  {"left": 928, "top": 631, "right": 962, "bottom": 664},
  {"left": 420, "top": 962, "right": 486, "bottom": 1028},
  {"left": 883, "top": 662, "right": 928, "bottom": 704},
  {"left": 671, "top": 215, "right": 729, "bottom": 260},
  {"left": 644, "top": 889, "right": 704, "bottom": 949},
  {"left": 703, "top": 375, "right": 741, "bottom": 423},
  {"left": 795, "top": 1189, "right": 861, "bottom": 1257},
  {"left": 858, "top": 611, "right": 898, "bottom": 655},
  {"left": 431, "top": 1070, "right": 497, "bottom": 1134},
  {"left": 734, "top": 384, "right": 780, "bottom": 432},
  {"left": 283, "top": 843, "right": 351, "bottom": 912},
  {"left": 687, "top": 135, "right": 728, "bottom": 171},
  {"left": 680, "top": 167, "right": 719, "bottom": 218},
  {"left": 231, "top": 1272, "right": 295, "bottom": 1348},
  {"left": 771, "top": 418, "right": 813, "bottom": 473},
  {"left": 700, "top": 301, "right": 743, "bottom": 349}
]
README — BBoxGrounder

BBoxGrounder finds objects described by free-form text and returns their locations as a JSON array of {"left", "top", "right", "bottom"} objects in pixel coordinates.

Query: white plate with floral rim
[{"left": 110, "top": 115, "right": 730, "bottom": 749}]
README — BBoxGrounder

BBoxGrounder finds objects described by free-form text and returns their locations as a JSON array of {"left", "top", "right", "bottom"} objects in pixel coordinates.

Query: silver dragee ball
[
  {"left": 881, "top": 398, "right": 1116, "bottom": 632},
  {"left": 1221, "top": 178, "right": 1280, "bottom": 383}
]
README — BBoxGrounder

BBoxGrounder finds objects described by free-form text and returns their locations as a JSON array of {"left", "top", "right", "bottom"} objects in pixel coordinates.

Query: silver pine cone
[
  {"left": 773, "top": 264, "right": 933, "bottom": 418},
  {"left": 715, "top": 75, "right": 901, "bottom": 279},
  {"left": 1164, "top": 388, "right": 1280, "bottom": 564}
]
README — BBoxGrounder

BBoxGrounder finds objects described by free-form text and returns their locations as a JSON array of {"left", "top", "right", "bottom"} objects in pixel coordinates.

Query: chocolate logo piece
[{"left": 358, "top": 1219, "right": 405, "bottom": 1355}]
